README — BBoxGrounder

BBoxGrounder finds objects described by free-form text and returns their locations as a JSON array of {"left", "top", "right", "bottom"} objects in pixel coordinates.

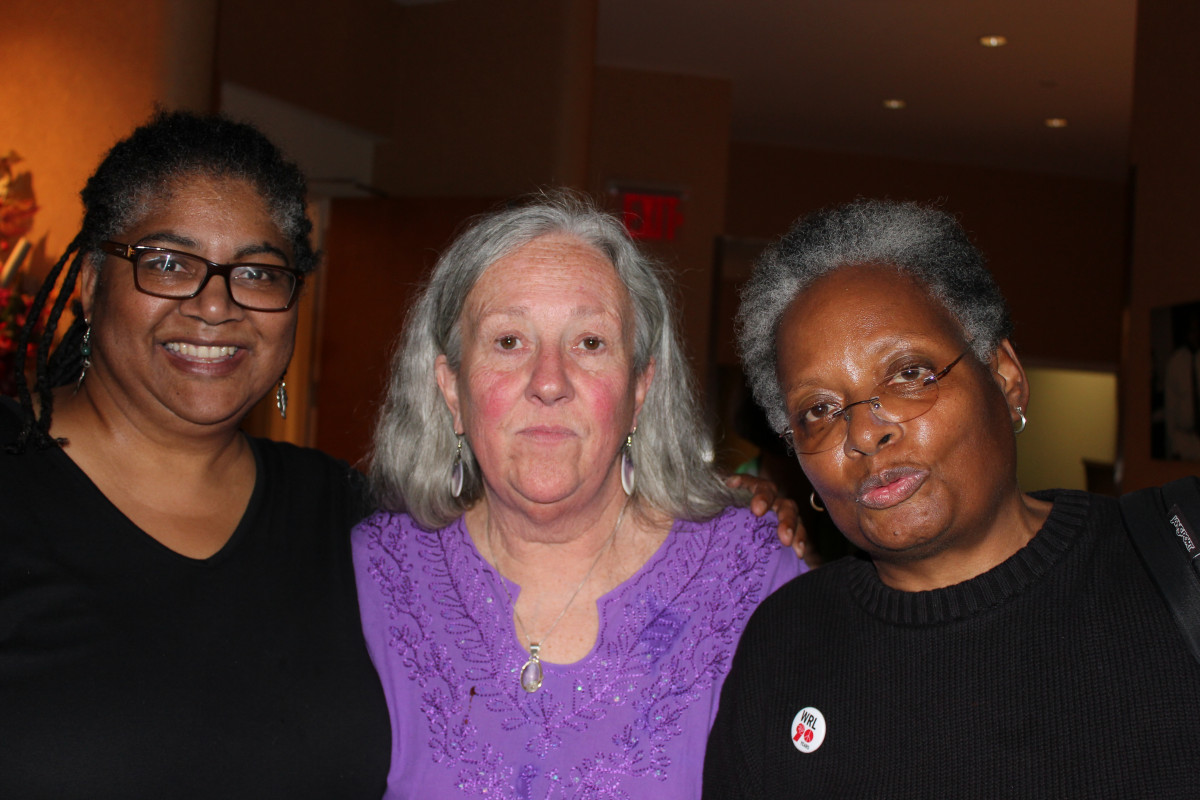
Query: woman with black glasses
[
  {"left": 0, "top": 111, "right": 798, "bottom": 799},
  {"left": 704, "top": 199, "right": 1200, "bottom": 797},
  {"left": 0, "top": 111, "right": 391, "bottom": 798}
]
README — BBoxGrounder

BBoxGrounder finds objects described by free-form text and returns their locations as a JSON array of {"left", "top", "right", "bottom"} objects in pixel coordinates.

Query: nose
[
  {"left": 842, "top": 399, "right": 903, "bottom": 456},
  {"left": 526, "top": 344, "right": 572, "bottom": 405},
  {"left": 180, "top": 272, "right": 244, "bottom": 324}
]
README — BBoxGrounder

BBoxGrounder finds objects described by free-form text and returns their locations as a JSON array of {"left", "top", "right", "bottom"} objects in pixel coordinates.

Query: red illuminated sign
[{"left": 621, "top": 192, "right": 683, "bottom": 241}]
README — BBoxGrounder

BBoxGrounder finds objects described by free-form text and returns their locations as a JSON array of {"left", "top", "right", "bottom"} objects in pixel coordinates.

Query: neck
[
  {"left": 52, "top": 379, "right": 246, "bottom": 462},
  {"left": 472, "top": 484, "right": 631, "bottom": 578}
]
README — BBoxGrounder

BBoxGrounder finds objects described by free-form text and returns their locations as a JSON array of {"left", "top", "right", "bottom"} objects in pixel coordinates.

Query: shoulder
[
  {"left": 685, "top": 504, "right": 780, "bottom": 546},
  {"left": 245, "top": 437, "right": 370, "bottom": 527},
  {"left": 352, "top": 509, "right": 457, "bottom": 560},
  {"left": 353, "top": 508, "right": 416, "bottom": 543},
  {"left": 249, "top": 436, "right": 366, "bottom": 500},
  {"left": 715, "top": 504, "right": 807, "bottom": 575},
  {"left": 0, "top": 396, "right": 20, "bottom": 437},
  {"left": 249, "top": 436, "right": 360, "bottom": 482},
  {"left": 743, "top": 555, "right": 860, "bottom": 639},
  {"left": 671, "top": 505, "right": 807, "bottom": 595}
]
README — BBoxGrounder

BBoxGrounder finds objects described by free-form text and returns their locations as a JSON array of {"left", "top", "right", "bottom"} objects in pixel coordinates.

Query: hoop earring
[
  {"left": 75, "top": 322, "right": 92, "bottom": 391},
  {"left": 620, "top": 429, "right": 636, "bottom": 496},
  {"left": 810, "top": 492, "right": 825, "bottom": 513},
  {"left": 275, "top": 375, "right": 288, "bottom": 420},
  {"left": 1013, "top": 406, "right": 1027, "bottom": 435},
  {"left": 450, "top": 434, "right": 465, "bottom": 498}
]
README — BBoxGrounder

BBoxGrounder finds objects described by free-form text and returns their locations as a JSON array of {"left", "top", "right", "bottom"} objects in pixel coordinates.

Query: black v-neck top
[{"left": 0, "top": 399, "right": 390, "bottom": 798}]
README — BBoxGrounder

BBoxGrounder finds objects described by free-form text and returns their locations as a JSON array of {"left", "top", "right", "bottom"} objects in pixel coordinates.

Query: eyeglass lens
[
  {"left": 133, "top": 250, "right": 297, "bottom": 311},
  {"left": 787, "top": 353, "right": 967, "bottom": 454}
]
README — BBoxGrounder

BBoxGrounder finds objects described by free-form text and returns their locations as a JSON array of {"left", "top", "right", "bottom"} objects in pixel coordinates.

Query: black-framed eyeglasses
[
  {"left": 781, "top": 349, "right": 971, "bottom": 455},
  {"left": 99, "top": 241, "right": 303, "bottom": 312}
]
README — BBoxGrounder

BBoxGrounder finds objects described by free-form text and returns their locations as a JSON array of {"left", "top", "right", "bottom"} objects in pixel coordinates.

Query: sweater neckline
[{"left": 845, "top": 490, "right": 1092, "bottom": 624}]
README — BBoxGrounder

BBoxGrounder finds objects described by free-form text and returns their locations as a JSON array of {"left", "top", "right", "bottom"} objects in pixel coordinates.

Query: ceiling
[{"left": 596, "top": 0, "right": 1137, "bottom": 181}]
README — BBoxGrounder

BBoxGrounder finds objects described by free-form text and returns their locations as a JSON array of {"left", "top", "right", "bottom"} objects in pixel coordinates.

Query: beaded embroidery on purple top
[{"left": 353, "top": 505, "right": 804, "bottom": 799}]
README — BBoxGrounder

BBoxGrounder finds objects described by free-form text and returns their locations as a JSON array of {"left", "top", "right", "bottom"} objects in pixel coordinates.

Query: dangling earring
[
  {"left": 76, "top": 322, "right": 92, "bottom": 391},
  {"left": 621, "top": 429, "right": 636, "bottom": 496},
  {"left": 450, "top": 434, "right": 465, "bottom": 498},
  {"left": 1013, "top": 406, "right": 1027, "bottom": 434},
  {"left": 275, "top": 375, "right": 288, "bottom": 420},
  {"left": 810, "top": 492, "right": 825, "bottom": 513}
]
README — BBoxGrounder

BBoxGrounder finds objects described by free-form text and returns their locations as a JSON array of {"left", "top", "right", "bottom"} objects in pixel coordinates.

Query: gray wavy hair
[
  {"left": 738, "top": 199, "right": 1013, "bottom": 434},
  {"left": 370, "top": 191, "right": 739, "bottom": 529}
]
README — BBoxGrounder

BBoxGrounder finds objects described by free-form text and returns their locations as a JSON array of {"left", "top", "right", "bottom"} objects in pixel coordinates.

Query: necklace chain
[{"left": 486, "top": 500, "right": 628, "bottom": 692}]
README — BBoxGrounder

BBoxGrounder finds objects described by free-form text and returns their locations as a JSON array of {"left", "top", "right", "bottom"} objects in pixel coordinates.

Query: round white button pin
[{"left": 790, "top": 707, "right": 826, "bottom": 753}]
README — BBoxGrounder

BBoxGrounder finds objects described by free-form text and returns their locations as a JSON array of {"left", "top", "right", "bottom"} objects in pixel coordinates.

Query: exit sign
[{"left": 620, "top": 191, "right": 683, "bottom": 241}]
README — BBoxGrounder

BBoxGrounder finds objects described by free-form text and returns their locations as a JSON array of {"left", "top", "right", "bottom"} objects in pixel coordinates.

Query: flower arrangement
[
  {"left": 0, "top": 287, "right": 35, "bottom": 396},
  {"left": 0, "top": 150, "right": 39, "bottom": 396},
  {"left": 0, "top": 151, "right": 37, "bottom": 255}
]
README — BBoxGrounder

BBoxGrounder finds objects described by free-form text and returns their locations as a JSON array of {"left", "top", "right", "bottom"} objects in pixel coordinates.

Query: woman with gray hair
[
  {"left": 353, "top": 192, "right": 805, "bottom": 798},
  {"left": 704, "top": 199, "right": 1200, "bottom": 797}
]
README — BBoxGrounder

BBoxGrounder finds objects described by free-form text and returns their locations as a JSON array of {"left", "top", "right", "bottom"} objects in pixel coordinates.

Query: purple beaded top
[{"left": 352, "top": 505, "right": 803, "bottom": 799}]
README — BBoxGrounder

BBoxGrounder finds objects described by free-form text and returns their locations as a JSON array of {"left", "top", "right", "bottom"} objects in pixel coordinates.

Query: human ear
[
  {"left": 631, "top": 358, "right": 656, "bottom": 427},
  {"left": 80, "top": 258, "right": 101, "bottom": 320},
  {"left": 989, "top": 339, "right": 1030, "bottom": 424},
  {"left": 434, "top": 354, "right": 464, "bottom": 434}
]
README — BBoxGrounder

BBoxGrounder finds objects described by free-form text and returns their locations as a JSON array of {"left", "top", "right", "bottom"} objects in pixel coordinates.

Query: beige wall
[
  {"left": 1122, "top": 0, "right": 1200, "bottom": 489},
  {"left": 3, "top": 0, "right": 217, "bottom": 280}
]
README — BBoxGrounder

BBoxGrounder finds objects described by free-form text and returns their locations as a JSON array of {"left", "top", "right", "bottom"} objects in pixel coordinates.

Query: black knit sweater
[{"left": 704, "top": 490, "right": 1200, "bottom": 798}]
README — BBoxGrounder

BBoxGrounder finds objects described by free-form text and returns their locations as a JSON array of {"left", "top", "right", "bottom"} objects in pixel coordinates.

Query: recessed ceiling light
[
  {"left": 1044, "top": 118, "right": 1068, "bottom": 128},
  {"left": 882, "top": 99, "right": 906, "bottom": 110},
  {"left": 979, "top": 35, "right": 1008, "bottom": 47}
]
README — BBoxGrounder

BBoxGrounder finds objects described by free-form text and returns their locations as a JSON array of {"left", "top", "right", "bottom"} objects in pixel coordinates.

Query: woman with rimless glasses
[
  {"left": 0, "top": 111, "right": 392, "bottom": 798},
  {"left": 704, "top": 200, "right": 1200, "bottom": 797}
]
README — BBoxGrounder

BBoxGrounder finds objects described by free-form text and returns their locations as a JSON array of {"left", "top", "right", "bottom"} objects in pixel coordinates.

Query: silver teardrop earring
[
  {"left": 810, "top": 492, "right": 825, "bottom": 513},
  {"left": 621, "top": 429, "right": 636, "bottom": 496},
  {"left": 275, "top": 375, "right": 288, "bottom": 420},
  {"left": 450, "top": 434, "right": 465, "bottom": 498},
  {"left": 75, "top": 321, "right": 92, "bottom": 391},
  {"left": 1013, "top": 406, "right": 1027, "bottom": 434}
]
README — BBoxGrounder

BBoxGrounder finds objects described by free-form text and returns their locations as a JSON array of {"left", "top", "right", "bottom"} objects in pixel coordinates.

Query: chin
[
  {"left": 862, "top": 535, "right": 951, "bottom": 565},
  {"left": 848, "top": 509, "right": 950, "bottom": 561},
  {"left": 171, "top": 399, "right": 258, "bottom": 427}
]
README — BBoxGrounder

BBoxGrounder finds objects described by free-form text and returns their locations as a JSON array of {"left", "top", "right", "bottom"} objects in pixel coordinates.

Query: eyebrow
[
  {"left": 133, "top": 232, "right": 290, "bottom": 264},
  {"left": 475, "top": 305, "right": 619, "bottom": 322}
]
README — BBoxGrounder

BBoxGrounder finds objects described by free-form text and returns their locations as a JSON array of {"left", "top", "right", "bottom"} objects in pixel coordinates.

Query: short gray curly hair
[
  {"left": 737, "top": 199, "right": 1012, "bottom": 434},
  {"left": 370, "top": 190, "right": 739, "bottom": 529}
]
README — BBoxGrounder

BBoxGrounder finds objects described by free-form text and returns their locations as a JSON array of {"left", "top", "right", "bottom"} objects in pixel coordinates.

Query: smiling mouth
[
  {"left": 165, "top": 342, "right": 240, "bottom": 361},
  {"left": 856, "top": 468, "right": 928, "bottom": 510}
]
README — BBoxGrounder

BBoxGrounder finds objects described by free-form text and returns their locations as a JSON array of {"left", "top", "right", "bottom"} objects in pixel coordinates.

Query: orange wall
[
  {"left": 726, "top": 143, "right": 1128, "bottom": 368},
  {"left": 1122, "top": 0, "right": 1200, "bottom": 488},
  {"left": 3, "top": 0, "right": 216, "bottom": 280}
]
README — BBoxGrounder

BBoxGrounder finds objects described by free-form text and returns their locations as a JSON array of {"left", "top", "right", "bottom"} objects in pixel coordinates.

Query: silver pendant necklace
[{"left": 486, "top": 500, "right": 627, "bottom": 693}]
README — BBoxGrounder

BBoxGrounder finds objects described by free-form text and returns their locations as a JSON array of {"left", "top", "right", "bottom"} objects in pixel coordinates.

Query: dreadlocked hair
[{"left": 6, "top": 109, "right": 317, "bottom": 453}]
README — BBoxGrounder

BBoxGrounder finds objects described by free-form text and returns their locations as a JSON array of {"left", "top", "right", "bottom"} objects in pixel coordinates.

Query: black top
[
  {"left": 0, "top": 400, "right": 390, "bottom": 798},
  {"left": 704, "top": 489, "right": 1200, "bottom": 798}
]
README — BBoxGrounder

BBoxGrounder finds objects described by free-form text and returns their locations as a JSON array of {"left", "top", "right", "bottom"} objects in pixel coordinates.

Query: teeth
[{"left": 165, "top": 342, "right": 239, "bottom": 359}]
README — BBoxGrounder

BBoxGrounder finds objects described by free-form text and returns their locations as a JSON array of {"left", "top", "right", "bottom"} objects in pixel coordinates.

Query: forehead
[
  {"left": 777, "top": 263, "right": 965, "bottom": 373},
  {"left": 465, "top": 233, "right": 629, "bottom": 319},
  {"left": 121, "top": 174, "right": 283, "bottom": 242}
]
